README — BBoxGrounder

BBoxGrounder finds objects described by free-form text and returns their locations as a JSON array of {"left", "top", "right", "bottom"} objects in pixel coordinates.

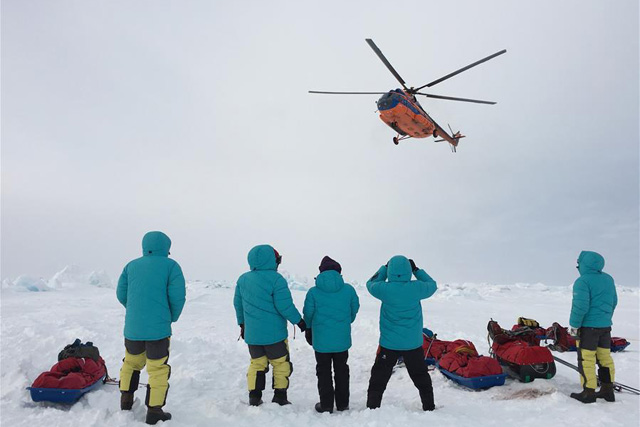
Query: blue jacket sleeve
[
  {"left": 569, "top": 278, "right": 590, "bottom": 328},
  {"left": 412, "top": 269, "right": 437, "bottom": 299},
  {"left": 302, "top": 290, "right": 315, "bottom": 327},
  {"left": 350, "top": 286, "right": 360, "bottom": 322},
  {"left": 366, "top": 265, "right": 388, "bottom": 300},
  {"left": 116, "top": 266, "right": 128, "bottom": 307},
  {"left": 233, "top": 281, "right": 244, "bottom": 325},
  {"left": 168, "top": 262, "right": 186, "bottom": 322},
  {"left": 273, "top": 276, "right": 302, "bottom": 324}
]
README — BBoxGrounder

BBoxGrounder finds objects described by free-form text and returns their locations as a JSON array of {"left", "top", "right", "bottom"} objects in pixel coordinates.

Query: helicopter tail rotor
[{"left": 434, "top": 124, "right": 465, "bottom": 152}]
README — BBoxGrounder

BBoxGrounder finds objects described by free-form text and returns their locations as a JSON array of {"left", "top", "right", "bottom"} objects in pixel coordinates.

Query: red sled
[
  {"left": 422, "top": 329, "right": 507, "bottom": 390},
  {"left": 488, "top": 320, "right": 556, "bottom": 383},
  {"left": 28, "top": 348, "right": 107, "bottom": 404}
]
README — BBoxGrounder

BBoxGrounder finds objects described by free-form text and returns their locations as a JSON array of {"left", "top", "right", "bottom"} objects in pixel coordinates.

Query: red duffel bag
[{"left": 32, "top": 357, "right": 106, "bottom": 389}]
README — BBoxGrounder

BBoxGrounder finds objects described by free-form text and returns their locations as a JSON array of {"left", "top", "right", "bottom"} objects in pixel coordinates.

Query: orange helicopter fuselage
[{"left": 376, "top": 89, "right": 435, "bottom": 138}]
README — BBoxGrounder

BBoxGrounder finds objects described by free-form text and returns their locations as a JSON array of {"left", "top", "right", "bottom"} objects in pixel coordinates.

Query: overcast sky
[{"left": 2, "top": 0, "right": 638, "bottom": 287}]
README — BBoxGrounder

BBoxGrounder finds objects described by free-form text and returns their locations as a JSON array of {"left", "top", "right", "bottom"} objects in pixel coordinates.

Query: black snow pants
[
  {"left": 315, "top": 351, "right": 349, "bottom": 410},
  {"left": 366, "top": 346, "right": 434, "bottom": 410}
]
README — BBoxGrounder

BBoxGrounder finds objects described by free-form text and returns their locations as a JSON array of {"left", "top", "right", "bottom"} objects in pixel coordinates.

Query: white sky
[{"left": 2, "top": 0, "right": 638, "bottom": 286}]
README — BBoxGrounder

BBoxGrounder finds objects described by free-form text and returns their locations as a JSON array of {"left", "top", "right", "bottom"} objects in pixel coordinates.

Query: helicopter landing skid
[{"left": 392, "top": 135, "right": 411, "bottom": 145}]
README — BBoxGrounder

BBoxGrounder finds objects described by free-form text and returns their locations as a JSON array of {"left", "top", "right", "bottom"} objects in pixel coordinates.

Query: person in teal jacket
[
  {"left": 233, "top": 244, "right": 306, "bottom": 406},
  {"left": 116, "top": 231, "right": 185, "bottom": 425},
  {"left": 569, "top": 250, "right": 618, "bottom": 404},
  {"left": 366, "top": 255, "right": 437, "bottom": 411},
  {"left": 303, "top": 256, "right": 359, "bottom": 413}
]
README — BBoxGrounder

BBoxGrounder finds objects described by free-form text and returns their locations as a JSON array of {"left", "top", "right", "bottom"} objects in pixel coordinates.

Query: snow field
[{"left": 1, "top": 277, "right": 638, "bottom": 426}]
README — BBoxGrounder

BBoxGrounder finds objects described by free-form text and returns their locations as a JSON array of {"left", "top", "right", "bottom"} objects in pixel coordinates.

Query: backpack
[{"left": 58, "top": 339, "right": 101, "bottom": 362}]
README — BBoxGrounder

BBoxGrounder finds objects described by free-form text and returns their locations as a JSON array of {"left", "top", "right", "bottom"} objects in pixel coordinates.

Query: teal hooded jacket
[
  {"left": 570, "top": 251, "right": 617, "bottom": 328},
  {"left": 303, "top": 270, "right": 360, "bottom": 353},
  {"left": 234, "top": 245, "right": 302, "bottom": 346},
  {"left": 116, "top": 231, "right": 186, "bottom": 341},
  {"left": 367, "top": 256, "right": 437, "bottom": 351}
]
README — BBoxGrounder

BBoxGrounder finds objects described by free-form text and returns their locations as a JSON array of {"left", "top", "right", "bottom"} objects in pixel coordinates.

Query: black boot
[
  {"left": 120, "top": 392, "right": 134, "bottom": 410},
  {"left": 595, "top": 383, "right": 615, "bottom": 402},
  {"left": 249, "top": 390, "right": 263, "bottom": 406},
  {"left": 119, "top": 370, "right": 139, "bottom": 410},
  {"left": 314, "top": 402, "right": 333, "bottom": 413},
  {"left": 595, "top": 367, "right": 615, "bottom": 402},
  {"left": 145, "top": 406, "right": 172, "bottom": 425},
  {"left": 272, "top": 389, "right": 291, "bottom": 405},
  {"left": 570, "top": 387, "right": 596, "bottom": 404}
]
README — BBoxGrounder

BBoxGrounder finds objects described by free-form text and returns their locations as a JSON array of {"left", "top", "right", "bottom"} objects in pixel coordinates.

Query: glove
[
  {"left": 569, "top": 327, "right": 579, "bottom": 337},
  {"left": 297, "top": 319, "right": 307, "bottom": 332},
  {"left": 409, "top": 259, "right": 419, "bottom": 272},
  {"left": 240, "top": 324, "right": 245, "bottom": 340},
  {"left": 305, "top": 329, "right": 313, "bottom": 346}
]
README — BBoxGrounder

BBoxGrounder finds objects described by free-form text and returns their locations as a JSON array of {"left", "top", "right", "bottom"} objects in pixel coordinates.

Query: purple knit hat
[{"left": 319, "top": 256, "right": 342, "bottom": 273}]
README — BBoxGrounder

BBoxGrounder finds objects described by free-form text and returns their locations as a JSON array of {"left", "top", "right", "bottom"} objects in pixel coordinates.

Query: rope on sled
[{"left": 102, "top": 365, "right": 148, "bottom": 388}]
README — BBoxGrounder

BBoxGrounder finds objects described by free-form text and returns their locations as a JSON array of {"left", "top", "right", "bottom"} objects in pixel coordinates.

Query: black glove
[
  {"left": 297, "top": 319, "right": 307, "bottom": 332},
  {"left": 409, "top": 259, "right": 419, "bottom": 272},
  {"left": 305, "top": 329, "right": 313, "bottom": 346},
  {"left": 240, "top": 324, "right": 245, "bottom": 340}
]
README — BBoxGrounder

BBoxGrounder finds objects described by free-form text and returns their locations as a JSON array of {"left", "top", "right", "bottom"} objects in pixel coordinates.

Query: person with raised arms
[{"left": 365, "top": 255, "right": 437, "bottom": 411}]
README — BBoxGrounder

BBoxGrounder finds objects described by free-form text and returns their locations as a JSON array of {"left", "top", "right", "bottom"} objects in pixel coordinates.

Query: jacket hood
[
  {"left": 387, "top": 255, "right": 412, "bottom": 282},
  {"left": 248, "top": 245, "right": 278, "bottom": 271},
  {"left": 578, "top": 251, "right": 605, "bottom": 275},
  {"left": 315, "top": 270, "right": 345, "bottom": 293},
  {"left": 142, "top": 231, "right": 171, "bottom": 257}
]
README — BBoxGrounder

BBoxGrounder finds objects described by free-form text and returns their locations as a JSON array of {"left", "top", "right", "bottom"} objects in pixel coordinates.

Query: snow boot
[
  {"left": 120, "top": 391, "right": 134, "bottom": 410},
  {"left": 570, "top": 387, "right": 596, "bottom": 404},
  {"left": 272, "top": 389, "right": 291, "bottom": 405},
  {"left": 595, "top": 367, "right": 615, "bottom": 402},
  {"left": 336, "top": 406, "right": 349, "bottom": 412},
  {"left": 249, "top": 390, "right": 263, "bottom": 406},
  {"left": 145, "top": 406, "right": 172, "bottom": 425},
  {"left": 314, "top": 402, "right": 333, "bottom": 413},
  {"left": 595, "top": 383, "right": 615, "bottom": 402}
]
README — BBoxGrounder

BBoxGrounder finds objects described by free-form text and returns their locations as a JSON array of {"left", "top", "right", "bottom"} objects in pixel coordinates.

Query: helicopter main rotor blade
[
  {"left": 309, "top": 90, "right": 388, "bottom": 95},
  {"left": 415, "top": 49, "right": 507, "bottom": 90},
  {"left": 415, "top": 92, "right": 497, "bottom": 105},
  {"left": 365, "top": 39, "right": 409, "bottom": 91}
]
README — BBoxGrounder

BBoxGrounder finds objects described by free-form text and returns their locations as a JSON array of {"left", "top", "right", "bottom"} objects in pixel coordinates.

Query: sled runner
[
  {"left": 488, "top": 320, "right": 556, "bottom": 383},
  {"left": 28, "top": 339, "right": 107, "bottom": 404}
]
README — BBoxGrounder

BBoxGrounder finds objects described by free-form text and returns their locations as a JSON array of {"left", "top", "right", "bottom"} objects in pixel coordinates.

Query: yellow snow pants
[
  {"left": 119, "top": 338, "right": 171, "bottom": 407},
  {"left": 247, "top": 339, "right": 292, "bottom": 391}
]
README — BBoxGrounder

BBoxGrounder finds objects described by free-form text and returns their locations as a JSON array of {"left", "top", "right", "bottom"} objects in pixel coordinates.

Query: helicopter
[{"left": 309, "top": 39, "right": 506, "bottom": 152}]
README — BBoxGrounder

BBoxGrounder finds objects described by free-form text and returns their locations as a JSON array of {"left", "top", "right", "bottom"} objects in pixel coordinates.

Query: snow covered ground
[{"left": 1, "top": 268, "right": 639, "bottom": 426}]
